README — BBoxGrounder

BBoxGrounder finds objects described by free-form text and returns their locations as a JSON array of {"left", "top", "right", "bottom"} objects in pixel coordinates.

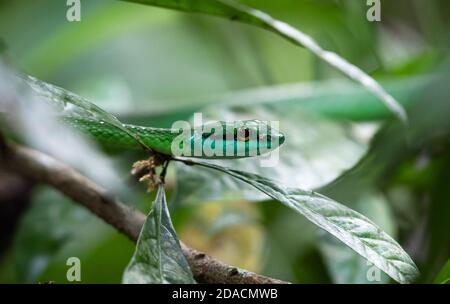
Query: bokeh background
[{"left": 0, "top": 0, "right": 449, "bottom": 283}]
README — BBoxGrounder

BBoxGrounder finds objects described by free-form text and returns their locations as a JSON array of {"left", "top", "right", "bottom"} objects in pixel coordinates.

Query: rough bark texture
[{"left": 0, "top": 141, "right": 288, "bottom": 284}]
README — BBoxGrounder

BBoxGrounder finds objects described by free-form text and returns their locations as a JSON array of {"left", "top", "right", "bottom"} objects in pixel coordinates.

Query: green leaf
[
  {"left": 318, "top": 191, "right": 394, "bottom": 284},
  {"left": 121, "top": 0, "right": 407, "bottom": 122},
  {"left": 181, "top": 161, "right": 420, "bottom": 284},
  {"left": 434, "top": 260, "right": 450, "bottom": 284},
  {"left": 120, "top": 76, "right": 429, "bottom": 128},
  {"left": 23, "top": 75, "right": 148, "bottom": 150},
  {"left": 123, "top": 186, "right": 195, "bottom": 284}
]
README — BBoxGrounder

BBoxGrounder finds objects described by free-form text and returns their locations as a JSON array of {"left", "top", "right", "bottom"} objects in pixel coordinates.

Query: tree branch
[{"left": 0, "top": 140, "right": 287, "bottom": 284}]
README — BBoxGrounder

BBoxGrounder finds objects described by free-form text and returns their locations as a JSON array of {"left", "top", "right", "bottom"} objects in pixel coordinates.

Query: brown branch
[
  {"left": 0, "top": 141, "right": 288, "bottom": 284},
  {"left": 0, "top": 167, "right": 33, "bottom": 256}
]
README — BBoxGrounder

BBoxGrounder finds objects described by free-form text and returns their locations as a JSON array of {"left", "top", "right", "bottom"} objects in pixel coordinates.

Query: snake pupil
[{"left": 237, "top": 127, "right": 251, "bottom": 142}]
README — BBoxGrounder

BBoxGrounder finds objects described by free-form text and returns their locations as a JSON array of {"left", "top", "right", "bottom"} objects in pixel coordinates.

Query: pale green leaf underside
[
  {"left": 318, "top": 191, "right": 395, "bottom": 284},
  {"left": 122, "top": 0, "right": 407, "bottom": 122},
  {"left": 186, "top": 161, "right": 419, "bottom": 284},
  {"left": 123, "top": 186, "right": 195, "bottom": 284},
  {"left": 24, "top": 75, "right": 149, "bottom": 150}
]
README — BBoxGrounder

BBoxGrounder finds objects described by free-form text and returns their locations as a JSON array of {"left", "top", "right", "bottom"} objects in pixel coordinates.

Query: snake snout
[{"left": 277, "top": 132, "right": 285, "bottom": 145}]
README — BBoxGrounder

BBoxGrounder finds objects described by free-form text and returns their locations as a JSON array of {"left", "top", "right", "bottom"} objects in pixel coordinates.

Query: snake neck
[
  {"left": 62, "top": 117, "right": 180, "bottom": 154},
  {"left": 123, "top": 124, "right": 181, "bottom": 154}
]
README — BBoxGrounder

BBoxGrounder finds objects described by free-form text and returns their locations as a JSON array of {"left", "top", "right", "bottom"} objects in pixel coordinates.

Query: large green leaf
[
  {"left": 121, "top": 77, "right": 428, "bottom": 126},
  {"left": 23, "top": 75, "right": 147, "bottom": 150},
  {"left": 180, "top": 160, "right": 419, "bottom": 284},
  {"left": 121, "top": 0, "right": 407, "bottom": 122},
  {"left": 318, "top": 191, "right": 394, "bottom": 284},
  {"left": 123, "top": 186, "right": 195, "bottom": 283}
]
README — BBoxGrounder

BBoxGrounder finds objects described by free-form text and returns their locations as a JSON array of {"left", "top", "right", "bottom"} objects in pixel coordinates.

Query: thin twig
[
  {"left": 159, "top": 159, "right": 170, "bottom": 184},
  {"left": 0, "top": 141, "right": 288, "bottom": 284}
]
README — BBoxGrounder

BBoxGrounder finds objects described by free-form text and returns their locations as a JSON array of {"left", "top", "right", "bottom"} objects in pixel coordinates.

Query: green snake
[
  {"left": 63, "top": 117, "right": 285, "bottom": 159},
  {"left": 18, "top": 76, "right": 285, "bottom": 159}
]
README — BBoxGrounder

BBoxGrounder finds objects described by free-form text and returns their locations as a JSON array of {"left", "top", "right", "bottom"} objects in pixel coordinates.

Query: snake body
[{"left": 63, "top": 117, "right": 285, "bottom": 159}]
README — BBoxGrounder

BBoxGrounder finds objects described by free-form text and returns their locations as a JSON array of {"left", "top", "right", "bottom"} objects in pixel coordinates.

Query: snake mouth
[
  {"left": 277, "top": 133, "right": 285, "bottom": 146},
  {"left": 268, "top": 132, "right": 285, "bottom": 149},
  {"left": 256, "top": 131, "right": 285, "bottom": 152}
]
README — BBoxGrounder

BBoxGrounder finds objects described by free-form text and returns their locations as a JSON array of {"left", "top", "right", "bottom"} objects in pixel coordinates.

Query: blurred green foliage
[{"left": 0, "top": 0, "right": 449, "bottom": 283}]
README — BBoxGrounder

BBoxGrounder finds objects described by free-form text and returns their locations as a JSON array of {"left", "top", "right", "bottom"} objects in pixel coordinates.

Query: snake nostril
[{"left": 278, "top": 133, "right": 285, "bottom": 145}]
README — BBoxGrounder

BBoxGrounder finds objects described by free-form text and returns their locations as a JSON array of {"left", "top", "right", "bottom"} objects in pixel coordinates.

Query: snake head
[{"left": 190, "top": 120, "right": 285, "bottom": 159}]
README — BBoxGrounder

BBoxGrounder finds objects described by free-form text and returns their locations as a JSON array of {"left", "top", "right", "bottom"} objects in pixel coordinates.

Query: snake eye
[{"left": 237, "top": 127, "right": 251, "bottom": 142}]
